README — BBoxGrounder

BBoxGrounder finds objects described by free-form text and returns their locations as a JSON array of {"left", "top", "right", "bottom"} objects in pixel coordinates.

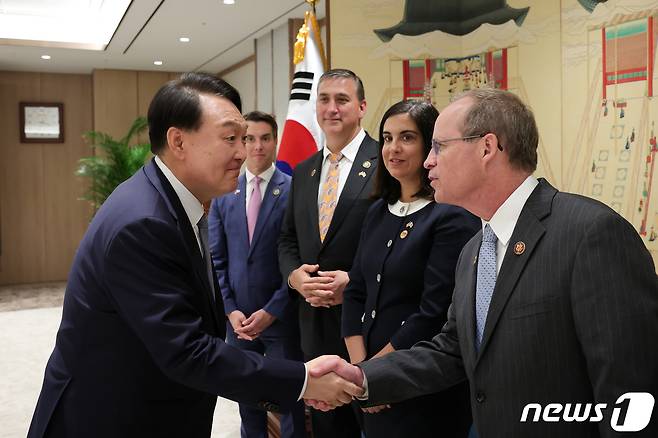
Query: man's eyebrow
[{"left": 220, "top": 119, "right": 246, "bottom": 129}]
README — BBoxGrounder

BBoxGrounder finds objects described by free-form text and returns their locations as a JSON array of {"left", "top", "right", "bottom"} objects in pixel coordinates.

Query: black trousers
[{"left": 310, "top": 403, "right": 361, "bottom": 438}]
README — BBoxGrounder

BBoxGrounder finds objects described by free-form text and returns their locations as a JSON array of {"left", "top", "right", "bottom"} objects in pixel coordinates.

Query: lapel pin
[
  {"left": 311, "top": 169, "right": 317, "bottom": 177},
  {"left": 362, "top": 160, "right": 371, "bottom": 169},
  {"left": 358, "top": 171, "right": 367, "bottom": 178},
  {"left": 234, "top": 189, "right": 240, "bottom": 195},
  {"left": 399, "top": 230, "right": 409, "bottom": 239},
  {"left": 272, "top": 188, "right": 281, "bottom": 196},
  {"left": 405, "top": 221, "right": 413, "bottom": 229},
  {"left": 473, "top": 255, "right": 478, "bottom": 265},
  {"left": 514, "top": 241, "right": 526, "bottom": 255}
]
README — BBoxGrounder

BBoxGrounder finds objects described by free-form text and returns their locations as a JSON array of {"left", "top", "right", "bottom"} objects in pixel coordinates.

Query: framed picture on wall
[{"left": 19, "top": 102, "right": 64, "bottom": 143}]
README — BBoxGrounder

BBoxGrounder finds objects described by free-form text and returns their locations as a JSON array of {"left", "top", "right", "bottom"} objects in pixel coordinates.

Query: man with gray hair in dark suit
[{"left": 310, "top": 88, "right": 658, "bottom": 437}]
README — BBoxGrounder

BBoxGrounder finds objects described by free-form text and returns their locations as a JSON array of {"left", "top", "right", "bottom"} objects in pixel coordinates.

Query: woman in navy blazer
[{"left": 342, "top": 100, "right": 479, "bottom": 437}]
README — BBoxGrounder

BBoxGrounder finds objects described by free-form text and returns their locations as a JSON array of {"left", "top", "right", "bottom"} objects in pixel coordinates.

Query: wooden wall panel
[
  {"left": 0, "top": 72, "right": 92, "bottom": 285},
  {"left": 0, "top": 68, "right": 177, "bottom": 285},
  {"left": 40, "top": 74, "right": 93, "bottom": 280},
  {"left": 137, "top": 71, "right": 171, "bottom": 144},
  {"left": 92, "top": 70, "right": 138, "bottom": 139}
]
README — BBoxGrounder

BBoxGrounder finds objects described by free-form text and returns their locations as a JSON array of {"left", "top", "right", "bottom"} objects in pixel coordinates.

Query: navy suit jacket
[
  {"left": 28, "top": 159, "right": 305, "bottom": 438},
  {"left": 209, "top": 169, "right": 297, "bottom": 336}
]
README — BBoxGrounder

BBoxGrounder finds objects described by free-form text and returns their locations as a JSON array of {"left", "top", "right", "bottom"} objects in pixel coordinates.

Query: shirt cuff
[
  {"left": 298, "top": 363, "right": 309, "bottom": 401},
  {"left": 355, "top": 370, "right": 369, "bottom": 400}
]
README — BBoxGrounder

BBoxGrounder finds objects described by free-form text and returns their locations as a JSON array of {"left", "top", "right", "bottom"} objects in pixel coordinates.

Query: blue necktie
[{"left": 475, "top": 224, "right": 497, "bottom": 349}]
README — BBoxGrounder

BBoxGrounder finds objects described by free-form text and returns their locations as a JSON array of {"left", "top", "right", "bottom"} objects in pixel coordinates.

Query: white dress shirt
[
  {"left": 245, "top": 164, "right": 275, "bottom": 212},
  {"left": 154, "top": 156, "right": 205, "bottom": 255},
  {"left": 481, "top": 175, "right": 539, "bottom": 274},
  {"left": 317, "top": 128, "right": 366, "bottom": 206}
]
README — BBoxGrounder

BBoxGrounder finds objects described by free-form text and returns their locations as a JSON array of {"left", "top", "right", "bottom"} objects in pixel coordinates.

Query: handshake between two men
[{"left": 302, "top": 355, "right": 366, "bottom": 410}]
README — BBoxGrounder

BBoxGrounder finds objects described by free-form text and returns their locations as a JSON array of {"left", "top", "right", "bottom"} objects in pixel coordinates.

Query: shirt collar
[
  {"left": 154, "top": 155, "right": 205, "bottom": 227},
  {"left": 482, "top": 175, "right": 539, "bottom": 246},
  {"left": 245, "top": 164, "right": 275, "bottom": 185},
  {"left": 388, "top": 198, "right": 432, "bottom": 217},
  {"left": 322, "top": 128, "right": 365, "bottom": 164}
]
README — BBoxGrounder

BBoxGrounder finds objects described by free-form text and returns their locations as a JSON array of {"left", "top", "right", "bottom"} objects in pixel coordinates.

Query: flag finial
[{"left": 305, "top": 0, "right": 319, "bottom": 14}]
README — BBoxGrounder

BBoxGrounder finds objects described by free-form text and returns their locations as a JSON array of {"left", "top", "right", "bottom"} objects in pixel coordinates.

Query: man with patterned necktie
[
  {"left": 310, "top": 88, "right": 658, "bottom": 437},
  {"left": 279, "top": 68, "right": 379, "bottom": 437},
  {"left": 209, "top": 111, "right": 305, "bottom": 438}
]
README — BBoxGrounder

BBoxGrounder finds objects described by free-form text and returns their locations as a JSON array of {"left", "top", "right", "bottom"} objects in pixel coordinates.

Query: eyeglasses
[{"left": 431, "top": 133, "right": 503, "bottom": 155}]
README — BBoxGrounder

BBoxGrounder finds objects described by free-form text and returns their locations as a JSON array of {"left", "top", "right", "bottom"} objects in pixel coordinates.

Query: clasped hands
[
  {"left": 302, "top": 355, "right": 365, "bottom": 411},
  {"left": 289, "top": 264, "right": 349, "bottom": 307}
]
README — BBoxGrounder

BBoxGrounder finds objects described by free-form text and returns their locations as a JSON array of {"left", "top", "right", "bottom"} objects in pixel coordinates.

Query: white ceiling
[{"left": 0, "top": 0, "right": 325, "bottom": 74}]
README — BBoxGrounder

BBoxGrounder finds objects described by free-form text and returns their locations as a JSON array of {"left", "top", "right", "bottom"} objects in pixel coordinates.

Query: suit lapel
[
  {"left": 305, "top": 152, "right": 324, "bottom": 249},
  {"left": 249, "top": 169, "right": 284, "bottom": 255},
  {"left": 322, "top": 136, "right": 378, "bottom": 247},
  {"left": 146, "top": 159, "right": 222, "bottom": 328},
  {"left": 475, "top": 180, "right": 555, "bottom": 364},
  {"left": 458, "top": 240, "right": 480, "bottom": 368},
  {"left": 234, "top": 175, "right": 249, "bottom": 250}
]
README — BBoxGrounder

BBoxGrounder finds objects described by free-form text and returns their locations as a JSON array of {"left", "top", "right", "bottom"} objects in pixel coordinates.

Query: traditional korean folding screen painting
[{"left": 331, "top": 0, "right": 658, "bottom": 264}]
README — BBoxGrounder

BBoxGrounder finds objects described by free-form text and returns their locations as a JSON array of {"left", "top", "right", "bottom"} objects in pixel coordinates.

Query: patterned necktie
[
  {"left": 247, "top": 176, "right": 262, "bottom": 244},
  {"left": 197, "top": 214, "right": 216, "bottom": 302},
  {"left": 318, "top": 152, "right": 342, "bottom": 242},
  {"left": 475, "top": 224, "right": 498, "bottom": 349}
]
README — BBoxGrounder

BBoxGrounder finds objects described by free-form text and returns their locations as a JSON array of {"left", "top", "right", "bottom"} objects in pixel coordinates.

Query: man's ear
[
  {"left": 482, "top": 133, "right": 500, "bottom": 158},
  {"left": 165, "top": 127, "right": 185, "bottom": 159},
  {"left": 359, "top": 99, "right": 367, "bottom": 117}
]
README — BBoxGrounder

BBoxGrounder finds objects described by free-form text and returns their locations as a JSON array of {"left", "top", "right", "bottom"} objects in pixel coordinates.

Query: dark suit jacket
[
  {"left": 278, "top": 133, "right": 379, "bottom": 359},
  {"left": 343, "top": 200, "right": 479, "bottom": 437},
  {"left": 209, "top": 169, "right": 298, "bottom": 336},
  {"left": 360, "top": 179, "right": 658, "bottom": 438},
  {"left": 28, "top": 159, "right": 305, "bottom": 438}
]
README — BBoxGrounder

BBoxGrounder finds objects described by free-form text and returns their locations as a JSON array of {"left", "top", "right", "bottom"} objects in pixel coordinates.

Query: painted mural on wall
[{"left": 330, "top": 0, "right": 658, "bottom": 261}]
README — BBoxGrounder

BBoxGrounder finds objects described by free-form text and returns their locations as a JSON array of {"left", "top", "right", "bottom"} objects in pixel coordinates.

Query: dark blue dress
[{"left": 343, "top": 198, "right": 479, "bottom": 437}]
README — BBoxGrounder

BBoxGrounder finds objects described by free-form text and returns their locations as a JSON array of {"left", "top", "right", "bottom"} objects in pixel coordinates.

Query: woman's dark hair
[
  {"left": 373, "top": 100, "right": 439, "bottom": 204},
  {"left": 148, "top": 72, "right": 242, "bottom": 154}
]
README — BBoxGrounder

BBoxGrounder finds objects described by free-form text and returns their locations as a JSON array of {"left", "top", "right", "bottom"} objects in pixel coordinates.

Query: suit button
[
  {"left": 376, "top": 274, "right": 381, "bottom": 282},
  {"left": 476, "top": 392, "right": 486, "bottom": 403},
  {"left": 371, "top": 310, "right": 376, "bottom": 319},
  {"left": 387, "top": 239, "right": 392, "bottom": 247}
]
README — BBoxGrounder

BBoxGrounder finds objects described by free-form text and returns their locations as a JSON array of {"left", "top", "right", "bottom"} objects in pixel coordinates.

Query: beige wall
[
  {"left": 93, "top": 69, "right": 179, "bottom": 144},
  {"left": 0, "top": 69, "right": 177, "bottom": 285},
  {"left": 0, "top": 72, "right": 93, "bottom": 285},
  {"left": 221, "top": 60, "right": 257, "bottom": 115}
]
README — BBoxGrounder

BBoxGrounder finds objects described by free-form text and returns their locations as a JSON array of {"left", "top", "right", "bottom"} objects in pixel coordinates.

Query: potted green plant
[{"left": 76, "top": 117, "right": 151, "bottom": 211}]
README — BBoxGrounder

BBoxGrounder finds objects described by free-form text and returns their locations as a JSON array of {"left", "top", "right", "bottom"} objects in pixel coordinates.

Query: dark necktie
[{"left": 197, "top": 214, "right": 216, "bottom": 302}]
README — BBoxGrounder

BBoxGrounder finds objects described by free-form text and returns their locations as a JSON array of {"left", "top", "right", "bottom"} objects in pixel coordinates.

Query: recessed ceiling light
[
  {"left": 41, "top": 55, "right": 51, "bottom": 60},
  {"left": 153, "top": 60, "right": 163, "bottom": 66},
  {"left": 179, "top": 37, "right": 190, "bottom": 43},
  {"left": 223, "top": 0, "right": 235, "bottom": 4}
]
